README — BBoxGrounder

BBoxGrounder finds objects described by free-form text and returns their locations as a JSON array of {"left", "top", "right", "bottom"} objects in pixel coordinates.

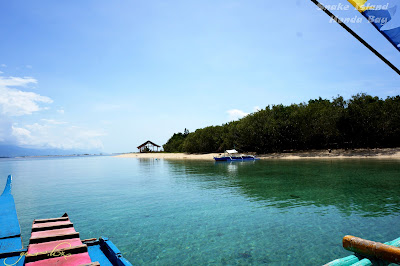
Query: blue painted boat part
[
  {"left": 351, "top": 258, "right": 372, "bottom": 266},
  {"left": 84, "top": 237, "right": 132, "bottom": 266},
  {"left": 214, "top": 149, "right": 260, "bottom": 162},
  {"left": 324, "top": 255, "right": 360, "bottom": 266},
  {"left": 385, "top": 237, "right": 400, "bottom": 247},
  {"left": 0, "top": 175, "right": 132, "bottom": 265},
  {"left": 214, "top": 156, "right": 260, "bottom": 162},
  {"left": 0, "top": 175, "right": 24, "bottom": 258},
  {"left": 0, "top": 253, "right": 26, "bottom": 266}
]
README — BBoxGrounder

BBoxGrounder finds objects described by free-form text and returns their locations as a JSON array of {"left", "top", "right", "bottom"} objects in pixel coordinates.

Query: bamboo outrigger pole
[
  {"left": 311, "top": 0, "right": 400, "bottom": 76},
  {"left": 343, "top": 235, "right": 400, "bottom": 264}
]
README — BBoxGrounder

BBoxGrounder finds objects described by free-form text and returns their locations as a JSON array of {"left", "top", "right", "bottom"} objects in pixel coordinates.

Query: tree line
[{"left": 163, "top": 94, "right": 400, "bottom": 154}]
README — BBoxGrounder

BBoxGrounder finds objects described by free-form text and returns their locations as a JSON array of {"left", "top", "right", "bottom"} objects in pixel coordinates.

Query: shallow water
[{"left": 0, "top": 156, "right": 399, "bottom": 265}]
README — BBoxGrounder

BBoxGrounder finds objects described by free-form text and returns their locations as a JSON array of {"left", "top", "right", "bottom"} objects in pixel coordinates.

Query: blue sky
[{"left": 0, "top": 0, "right": 399, "bottom": 153}]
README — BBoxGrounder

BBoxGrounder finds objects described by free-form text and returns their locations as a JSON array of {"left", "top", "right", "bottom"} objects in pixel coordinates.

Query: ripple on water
[{"left": 0, "top": 157, "right": 399, "bottom": 264}]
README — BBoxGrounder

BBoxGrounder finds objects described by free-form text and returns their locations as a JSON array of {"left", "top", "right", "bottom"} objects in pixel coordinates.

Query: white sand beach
[
  {"left": 116, "top": 148, "right": 400, "bottom": 160},
  {"left": 116, "top": 152, "right": 220, "bottom": 160}
]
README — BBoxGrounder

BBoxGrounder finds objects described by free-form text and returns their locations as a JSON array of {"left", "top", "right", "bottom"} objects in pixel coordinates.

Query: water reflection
[
  {"left": 164, "top": 159, "right": 400, "bottom": 217},
  {"left": 226, "top": 162, "right": 238, "bottom": 175}
]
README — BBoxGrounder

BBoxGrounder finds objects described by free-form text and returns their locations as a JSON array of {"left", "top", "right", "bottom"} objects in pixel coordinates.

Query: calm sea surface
[{"left": 0, "top": 156, "right": 399, "bottom": 265}]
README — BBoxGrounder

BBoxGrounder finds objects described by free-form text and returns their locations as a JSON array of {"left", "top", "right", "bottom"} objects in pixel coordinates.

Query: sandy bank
[
  {"left": 116, "top": 148, "right": 400, "bottom": 160},
  {"left": 259, "top": 148, "right": 400, "bottom": 160},
  {"left": 116, "top": 153, "right": 220, "bottom": 160}
]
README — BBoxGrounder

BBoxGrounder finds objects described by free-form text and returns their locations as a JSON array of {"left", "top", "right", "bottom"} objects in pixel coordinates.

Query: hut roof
[{"left": 137, "top": 140, "right": 161, "bottom": 149}]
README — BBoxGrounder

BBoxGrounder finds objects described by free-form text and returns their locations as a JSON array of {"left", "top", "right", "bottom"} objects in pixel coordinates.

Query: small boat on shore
[
  {"left": 214, "top": 149, "right": 260, "bottom": 162},
  {"left": 0, "top": 175, "right": 132, "bottom": 266}
]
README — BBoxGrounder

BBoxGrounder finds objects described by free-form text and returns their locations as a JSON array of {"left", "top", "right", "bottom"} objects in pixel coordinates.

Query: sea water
[{"left": 0, "top": 156, "right": 399, "bottom": 265}]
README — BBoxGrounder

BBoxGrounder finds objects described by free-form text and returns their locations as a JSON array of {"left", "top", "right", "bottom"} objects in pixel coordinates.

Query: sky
[{"left": 0, "top": 0, "right": 399, "bottom": 153}]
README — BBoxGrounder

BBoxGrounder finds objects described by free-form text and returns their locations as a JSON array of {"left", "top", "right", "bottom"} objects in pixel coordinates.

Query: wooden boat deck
[
  {"left": 25, "top": 213, "right": 132, "bottom": 265},
  {"left": 0, "top": 175, "right": 132, "bottom": 266},
  {"left": 25, "top": 213, "right": 93, "bottom": 265}
]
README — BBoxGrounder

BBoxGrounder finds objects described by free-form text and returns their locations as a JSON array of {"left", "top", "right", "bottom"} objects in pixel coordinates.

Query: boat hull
[
  {"left": 214, "top": 157, "right": 260, "bottom": 161},
  {"left": 0, "top": 175, "right": 23, "bottom": 255},
  {"left": 0, "top": 175, "right": 132, "bottom": 266}
]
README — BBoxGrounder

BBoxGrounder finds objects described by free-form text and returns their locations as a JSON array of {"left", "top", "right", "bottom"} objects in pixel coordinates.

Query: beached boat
[
  {"left": 0, "top": 175, "right": 132, "bottom": 266},
  {"left": 214, "top": 149, "right": 260, "bottom": 162}
]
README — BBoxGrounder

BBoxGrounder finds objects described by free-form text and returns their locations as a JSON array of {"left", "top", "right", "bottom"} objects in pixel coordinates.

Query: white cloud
[
  {"left": 0, "top": 74, "right": 104, "bottom": 151},
  {"left": 1, "top": 64, "right": 6, "bottom": 67},
  {"left": 0, "top": 76, "right": 37, "bottom": 87},
  {"left": 0, "top": 76, "right": 52, "bottom": 116},
  {"left": 0, "top": 71, "right": 3, "bottom": 74},
  {"left": 0, "top": 87, "right": 53, "bottom": 116},
  {"left": 227, "top": 106, "right": 262, "bottom": 121},
  {"left": 12, "top": 126, "right": 31, "bottom": 139},
  {"left": 12, "top": 122, "right": 106, "bottom": 150},
  {"left": 40, "top": 119, "right": 67, "bottom": 125},
  {"left": 227, "top": 109, "right": 249, "bottom": 121},
  {"left": 0, "top": 117, "right": 17, "bottom": 143},
  {"left": 26, "top": 65, "right": 32, "bottom": 69}
]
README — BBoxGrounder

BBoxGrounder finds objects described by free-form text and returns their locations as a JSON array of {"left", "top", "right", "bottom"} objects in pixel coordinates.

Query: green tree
[
  {"left": 165, "top": 94, "right": 400, "bottom": 154},
  {"left": 163, "top": 129, "right": 190, "bottom": 152}
]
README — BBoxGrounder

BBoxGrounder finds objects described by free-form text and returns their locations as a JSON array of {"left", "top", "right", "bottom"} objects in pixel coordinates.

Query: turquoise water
[{"left": 0, "top": 157, "right": 399, "bottom": 265}]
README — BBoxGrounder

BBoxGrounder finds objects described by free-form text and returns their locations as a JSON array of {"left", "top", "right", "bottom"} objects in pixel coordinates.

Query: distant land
[{"left": 0, "top": 145, "right": 100, "bottom": 158}]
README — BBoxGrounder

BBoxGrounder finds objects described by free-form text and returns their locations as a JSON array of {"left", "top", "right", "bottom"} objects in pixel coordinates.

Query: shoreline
[{"left": 115, "top": 148, "right": 400, "bottom": 160}]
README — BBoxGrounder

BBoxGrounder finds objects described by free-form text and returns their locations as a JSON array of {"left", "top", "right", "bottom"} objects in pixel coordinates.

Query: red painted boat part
[{"left": 26, "top": 214, "right": 95, "bottom": 265}]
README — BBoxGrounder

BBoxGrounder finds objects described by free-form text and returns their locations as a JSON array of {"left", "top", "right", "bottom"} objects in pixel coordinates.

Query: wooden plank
[
  {"left": 30, "top": 228, "right": 76, "bottom": 239},
  {"left": 32, "top": 221, "right": 72, "bottom": 228},
  {"left": 31, "top": 221, "right": 73, "bottom": 232},
  {"left": 82, "top": 239, "right": 98, "bottom": 247},
  {"left": 81, "top": 238, "right": 97, "bottom": 243},
  {"left": 0, "top": 254, "right": 26, "bottom": 266},
  {"left": 25, "top": 252, "right": 92, "bottom": 266},
  {"left": 0, "top": 236, "right": 23, "bottom": 254},
  {"left": 0, "top": 248, "right": 27, "bottom": 259},
  {"left": 25, "top": 244, "right": 88, "bottom": 263},
  {"left": 34, "top": 217, "right": 69, "bottom": 224},
  {"left": 29, "top": 232, "right": 80, "bottom": 245},
  {"left": 79, "top": 262, "right": 100, "bottom": 266},
  {"left": 28, "top": 238, "right": 83, "bottom": 254},
  {"left": 26, "top": 213, "right": 131, "bottom": 265}
]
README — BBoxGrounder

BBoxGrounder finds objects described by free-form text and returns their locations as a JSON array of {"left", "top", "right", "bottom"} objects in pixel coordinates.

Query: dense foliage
[
  {"left": 165, "top": 94, "right": 400, "bottom": 154},
  {"left": 163, "top": 128, "right": 189, "bottom": 152}
]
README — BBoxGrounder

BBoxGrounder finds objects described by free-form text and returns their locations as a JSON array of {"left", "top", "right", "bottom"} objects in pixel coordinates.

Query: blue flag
[{"left": 348, "top": 0, "right": 400, "bottom": 52}]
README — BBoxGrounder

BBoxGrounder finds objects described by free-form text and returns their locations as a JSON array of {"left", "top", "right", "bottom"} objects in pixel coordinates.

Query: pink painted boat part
[
  {"left": 28, "top": 238, "right": 83, "bottom": 254},
  {"left": 32, "top": 221, "right": 72, "bottom": 229},
  {"left": 25, "top": 253, "right": 92, "bottom": 266},
  {"left": 30, "top": 228, "right": 76, "bottom": 239}
]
